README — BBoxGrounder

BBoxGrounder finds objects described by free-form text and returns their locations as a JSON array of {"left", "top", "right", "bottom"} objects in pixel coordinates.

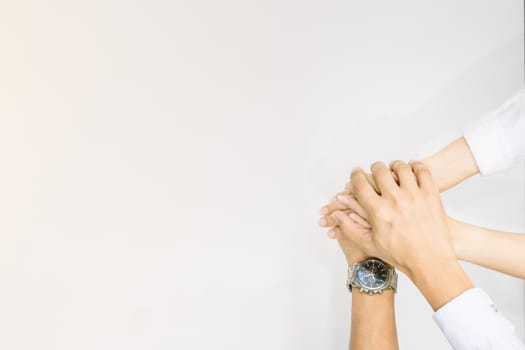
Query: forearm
[
  {"left": 421, "top": 137, "right": 479, "bottom": 192},
  {"left": 450, "top": 218, "right": 525, "bottom": 279},
  {"left": 409, "top": 257, "right": 473, "bottom": 312},
  {"left": 345, "top": 253, "right": 398, "bottom": 350},
  {"left": 350, "top": 290, "right": 398, "bottom": 350}
]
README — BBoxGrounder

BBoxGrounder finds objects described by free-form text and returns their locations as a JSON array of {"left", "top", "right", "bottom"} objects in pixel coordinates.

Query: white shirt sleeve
[
  {"left": 463, "top": 88, "right": 525, "bottom": 175},
  {"left": 433, "top": 288, "right": 525, "bottom": 350}
]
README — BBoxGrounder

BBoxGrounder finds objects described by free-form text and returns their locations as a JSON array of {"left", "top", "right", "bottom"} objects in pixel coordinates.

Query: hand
[
  {"left": 334, "top": 161, "right": 472, "bottom": 310},
  {"left": 319, "top": 193, "right": 370, "bottom": 265},
  {"left": 330, "top": 194, "right": 465, "bottom": 262},
  {"left": 336, "top": 230, "right": 371, "bottom": 266},
  {"left": 336, "top": 161, "right": 456, "bottom": 277}
]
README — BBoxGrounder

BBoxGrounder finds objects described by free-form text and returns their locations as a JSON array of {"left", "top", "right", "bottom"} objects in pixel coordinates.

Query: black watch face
[{"left": 356, "top": 259, "right": 388, "bottom": 289}]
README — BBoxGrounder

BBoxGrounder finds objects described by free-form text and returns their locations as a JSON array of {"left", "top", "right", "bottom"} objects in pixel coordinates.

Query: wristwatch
[{"left": 347, "top": 258, "right": 398, "bottom": 294}]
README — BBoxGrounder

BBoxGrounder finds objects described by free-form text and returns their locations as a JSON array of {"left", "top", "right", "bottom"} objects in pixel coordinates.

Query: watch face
[{"left": 356, "top": 259, "right": 389, "bottom": 290}]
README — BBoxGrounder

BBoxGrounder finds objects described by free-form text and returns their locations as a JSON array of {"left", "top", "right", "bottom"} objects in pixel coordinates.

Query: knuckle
[
  {"left": 370, "top": 161, "right": 387, "bottom": 173},
  {"left": 372, "top": 204, "right": 391, "bottom": 221},
  {"left": 350, "top": 168, "right": 363, "bottom": 181},
  {"left": 389, "top": 160, "right": 404, "bottom": 169},
  {"left": 420, "top": 166, "right": 431, "bottom": 175},
  {"left": 414, "top": 165, "right": 429, "bottom": 176},
  {"left": 398, "top": 163, "right": 411, "bottom": 172},
  {"left": 412, "top": 161, "right": 428, "bottom": 172},
  {"left": 351, "top": 173, "right": 366, "bottom": 189}
]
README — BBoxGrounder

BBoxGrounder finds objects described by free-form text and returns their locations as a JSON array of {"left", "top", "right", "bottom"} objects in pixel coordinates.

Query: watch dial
[{"left": 356, "top": 260, "right": 388, "bottom": 289}]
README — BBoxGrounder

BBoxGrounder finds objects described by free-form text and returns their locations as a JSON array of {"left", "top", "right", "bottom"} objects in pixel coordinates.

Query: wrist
[
  {"left": 421, "top": 137, "right": 479, "bottom": 192},
  {"left": 408, "top": 257, "right": 473, "bottom": 311},
  {"left": 346, "top": 253, "right": 371, "bottom": 266}
]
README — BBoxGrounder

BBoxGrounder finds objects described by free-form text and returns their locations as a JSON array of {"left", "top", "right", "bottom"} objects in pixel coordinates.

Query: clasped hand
[{"left": 319, "top": 160, "right": 461, "bottom": 287}]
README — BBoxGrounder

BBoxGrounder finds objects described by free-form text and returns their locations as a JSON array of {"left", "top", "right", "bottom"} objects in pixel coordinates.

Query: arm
[
  {"left": 423, "top": 88, "right": 525, "bottom": 191},
  {"left": 333, "top": 161, "right": 525, "bottom": 349},
  {"left": 321, "top": 207, "right": 399, "bottom": 350},
  {"left": 329, "top": 163, "right": 525, "bottom": 279},
  {"left": 449, "top": 217, "right": 525, "bottom": 279},
  {"left": 342, "top": 137, "right": 478, "bottom": 194},
  {"left": 344, "top": 242, "right": 398, "bottom": 350},
  {"left": 421, "top": 137, "right": 479, "bottom": 192},
  {"left": 350, "top": 289, "right": 398, "bottom": 350},
  {"left": 340, "top": 161, "right": 474, "bottom": 311}
]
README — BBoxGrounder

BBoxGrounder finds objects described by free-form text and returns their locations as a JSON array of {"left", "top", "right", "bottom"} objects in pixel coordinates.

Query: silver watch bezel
[{"left": 346, "top": 258, "right": 397, "bottom": 295}]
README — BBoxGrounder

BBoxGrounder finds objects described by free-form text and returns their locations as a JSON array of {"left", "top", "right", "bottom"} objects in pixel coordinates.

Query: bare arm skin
[
  {"left": 324, "top": 137, "right": 524, "bottom": 280},
  {"left": 423, "top": 137, "right": 525, "bottom": 279},
  {"left": 346, "top": 250, "right": 399, "bottom": 350},
  {"left": 325, "top": 213, "right": 399, "bottom": 350},
  {"left": 350, "top": 289, "right": 398, "bottom": 350},
  {"left": 329, "top": 162, "right": 474, "bottom": 311},
  {"left": 423, "top": 136, "right": 525, "bottom": 279},
  {"left": 341, "top": 137, "right": 479, "bottom": 194},
  {"left": 421, "top": 137, "right": 480, "bottom": 192},
  {"left": 449, "top": 218, "right": 525, "bottom": 279}
]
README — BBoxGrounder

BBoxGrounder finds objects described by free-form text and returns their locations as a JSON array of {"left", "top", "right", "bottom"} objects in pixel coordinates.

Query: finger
[
  {"left": 326, "top": 226, "right": 342, "bottom": 239},
  {"left": 391, "top": 171, "right": 399, "bottom": 184},
  {"left": 370, "top": 161, "right": 399, "bottom": 195},
  {"left": 318, "top": 214, "right": 337, "bottom": 227},
  {"left": 345, "top": 172, "right": 379, "bottom": 193},
  {"left": 336, "top": 194, "right": 369, "bottom": 220},
  {"left": 409, "top": 161, "right": 437, "bottom": 192},
  {"left": 319, "top": 194, "right": 349, "bottom": 215},
  {"left": 332, "top": 210, "right": 370, "bottom": 246},
  {"left": 390, "top": 160, "right": 418, "bottom": 191},
  {"left": 350, "top": 168, "right": 380, "bottom": 213},
  {"left": 349, "top": 212, "right": 371, "bottom": 228},
  {"left": 319, "top": 208, "right": 357, "bottom": 228},
  {"left": 330, "top": 191, "right": 348, "bottom": 201}
]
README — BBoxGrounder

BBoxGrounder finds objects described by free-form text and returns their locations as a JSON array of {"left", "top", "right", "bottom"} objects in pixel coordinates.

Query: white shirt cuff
[
  {"left": 433, "top": 288, "right": 525, "bottom": 350},
  {"left": 463, "top": 113, "right": 515, "bottom": 176}
]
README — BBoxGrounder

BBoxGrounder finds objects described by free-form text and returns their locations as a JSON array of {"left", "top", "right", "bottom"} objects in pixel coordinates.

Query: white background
[{"left": 0, "top": 1, "right": 523, "bottom": 349}]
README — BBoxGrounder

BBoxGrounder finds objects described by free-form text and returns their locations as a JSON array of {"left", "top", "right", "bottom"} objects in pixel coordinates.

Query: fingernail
[
  {"left": 319, "top": 206, "right": 329, "bottom": 215},
  {"left": 318, "top": 217, "right": 328, "bottom": 226},
  {"left": 327, "top": 230, "right": 336, "bottom": 239},
  {"left": 337, "top": 194, "right": 350, "bottom": 205}
]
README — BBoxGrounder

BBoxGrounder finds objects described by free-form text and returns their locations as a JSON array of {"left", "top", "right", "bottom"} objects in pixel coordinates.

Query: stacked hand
[{"left": 319, "top": 160, "right": 472, "bottom": 310}]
